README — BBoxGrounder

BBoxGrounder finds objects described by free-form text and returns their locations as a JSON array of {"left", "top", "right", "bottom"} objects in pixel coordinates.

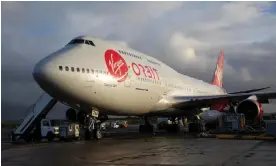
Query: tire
[
  {"left": 47, "top": 132, "right": 54, "bottom": 142},
  {"left": 93, "top": 129, "right": 103, "bottom": 140}
]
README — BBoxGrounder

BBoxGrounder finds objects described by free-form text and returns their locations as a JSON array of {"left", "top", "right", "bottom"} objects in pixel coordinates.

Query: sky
[{"left": 1, "top": 1, "right": 276, "bottom": 120}]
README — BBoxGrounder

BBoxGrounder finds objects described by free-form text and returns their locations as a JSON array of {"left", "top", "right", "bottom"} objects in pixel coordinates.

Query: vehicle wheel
[
  {"left": 47, "top": 132, "right": 54, "bottom": 142},
  {"left": 93, "top": 129, "right": 103, "bottom": 140}
]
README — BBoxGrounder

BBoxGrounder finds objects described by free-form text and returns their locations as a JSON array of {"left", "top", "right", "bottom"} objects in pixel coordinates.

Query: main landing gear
[
  {"left": 188, "top": 115, "right": 205, "bottom": 133},
  {"left": 139, "top": 116, "right": 154, "bottom": 133},
  {"left": 82, "top": 109, "right": 104, "bottom": 140}
]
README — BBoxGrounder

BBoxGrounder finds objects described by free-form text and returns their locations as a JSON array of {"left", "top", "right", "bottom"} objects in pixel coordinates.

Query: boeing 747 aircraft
[{"left": 32, "top": 36, "right": 276, "bottom": 139}]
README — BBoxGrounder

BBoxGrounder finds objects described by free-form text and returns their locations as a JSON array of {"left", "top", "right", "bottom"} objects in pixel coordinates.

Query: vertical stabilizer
[{"left": 212, "top": 50, "right": 224, "bottom": 88}]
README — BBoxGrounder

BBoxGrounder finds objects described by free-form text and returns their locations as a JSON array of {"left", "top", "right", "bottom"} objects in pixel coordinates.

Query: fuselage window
[
  {"left": 82, "top": 68, "right": 85, "bottom": 73},
  {"left": 65, "top": 66, "right": 69, "bottom": 71},
  {"left": 59, "top": 66, "right": 63, "bottom": 71},
  {"left": 91, "top": 69, "right": 94, "bottom": 74},
  {"left": 77, "top": 68, "right": 80, "bottom": 72},
  {"left": 71, "top": 67, "right": 74, "bottom": 72},
  {"left": 87, "top": 69, "right": 90, "bottom": 73}
]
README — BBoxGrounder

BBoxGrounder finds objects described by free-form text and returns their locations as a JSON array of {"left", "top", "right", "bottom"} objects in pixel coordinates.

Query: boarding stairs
[{"left": 11, "top": 93, "right": 57, "bottom": 142}]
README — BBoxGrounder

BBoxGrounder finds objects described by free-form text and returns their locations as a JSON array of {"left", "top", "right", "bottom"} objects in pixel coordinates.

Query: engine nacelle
[
  {"left": 66, "top": 108, "right": 77, "bottom": 121},
  {"left": 236, "top": 99, "right": 263, "bottom": 120}
]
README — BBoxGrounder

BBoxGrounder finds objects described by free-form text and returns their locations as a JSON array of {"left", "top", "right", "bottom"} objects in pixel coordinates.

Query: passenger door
[{"left": 84, "top": 69, "right": 95, "bottom": 88}]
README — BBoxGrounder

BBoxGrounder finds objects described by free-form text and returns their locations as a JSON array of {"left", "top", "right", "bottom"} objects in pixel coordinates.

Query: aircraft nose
[{"left": 32, "top": 57, "right": 57, "bottom": 89}]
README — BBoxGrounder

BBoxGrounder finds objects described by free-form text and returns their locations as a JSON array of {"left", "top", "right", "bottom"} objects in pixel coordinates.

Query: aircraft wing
[
  {"left": 171, "top": 91, "right": 276, "bottom": 110},
  {"left": 227, "top": 87, "right": 270, "bottom": 94}
]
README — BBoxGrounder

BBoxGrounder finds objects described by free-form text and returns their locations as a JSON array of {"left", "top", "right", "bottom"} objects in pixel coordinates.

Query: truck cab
[{"left": 40, "top": 119, "right": 67, "bottom": 141}]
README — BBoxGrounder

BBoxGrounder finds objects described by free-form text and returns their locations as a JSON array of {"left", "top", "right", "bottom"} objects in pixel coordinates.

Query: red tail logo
[
  {"left": 210, "top": 51, "right": 227, "bottom": 111},
  {"left": 212, "top": 50, "right": 224, "bottom": 88}
]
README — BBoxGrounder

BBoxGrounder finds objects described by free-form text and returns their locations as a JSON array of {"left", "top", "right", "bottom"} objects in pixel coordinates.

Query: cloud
[
  {"left": 2, "top": 1, "right": 276, "bottom": 120},
  {"left": 240, "top": 68, "right": 253, "bottom": 81}
]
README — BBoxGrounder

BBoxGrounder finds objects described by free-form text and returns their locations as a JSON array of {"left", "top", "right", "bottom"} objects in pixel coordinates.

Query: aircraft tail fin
[{"left": 212, "top": 50, "right": 224, "bottom": 88}]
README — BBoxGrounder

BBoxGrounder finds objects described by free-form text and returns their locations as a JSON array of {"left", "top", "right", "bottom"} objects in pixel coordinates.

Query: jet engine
[
  {"left": 66, "top": 108, "right": 77, "bottom": 121},
  {"left": 236, "top": 99, "right": 263, "bottom": 120}
]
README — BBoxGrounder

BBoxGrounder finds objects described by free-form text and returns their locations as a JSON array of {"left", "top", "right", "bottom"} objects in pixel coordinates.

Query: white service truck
[
  {"left": 40, "top": 119, "right": 61, "bottom": 141},
  {"left": 28, "top": 119, "right": 68, "bottom": 142}
]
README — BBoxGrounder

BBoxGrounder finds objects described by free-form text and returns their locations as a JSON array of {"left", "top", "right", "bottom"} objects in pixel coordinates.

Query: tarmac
[{"left": 2, "top": 125, "right": 276, "bottom": 166}]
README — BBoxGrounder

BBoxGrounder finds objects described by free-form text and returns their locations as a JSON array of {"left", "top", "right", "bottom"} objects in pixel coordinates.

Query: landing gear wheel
[
  {"left": 93, "top": 129, "right": 103, "bottom": 140},
  {"left": 139, "top": 124, "right": 154, "bottom": 133},
  {"left": 47, "top": 132, "right": 54, "bottom": 142}
]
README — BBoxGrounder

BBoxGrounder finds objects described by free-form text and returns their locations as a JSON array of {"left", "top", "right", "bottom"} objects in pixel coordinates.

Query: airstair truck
[{"left": 11, "top": 93, "right": 58, "bottom": 142}]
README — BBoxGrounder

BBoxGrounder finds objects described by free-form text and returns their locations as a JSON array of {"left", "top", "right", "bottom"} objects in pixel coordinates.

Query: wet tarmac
[{"left": 2, "top": 126, "right": 276, "bottom": 166}]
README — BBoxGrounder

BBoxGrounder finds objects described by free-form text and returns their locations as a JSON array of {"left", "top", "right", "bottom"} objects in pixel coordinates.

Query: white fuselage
[{"left": 33, "top": 36, "right": 226, "bottom": 116}]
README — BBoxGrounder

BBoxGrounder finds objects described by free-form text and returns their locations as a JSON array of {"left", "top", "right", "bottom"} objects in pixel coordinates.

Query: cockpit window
[
  {"left": 68, "top": 39, "right": 84, "bottom": 44},
  {"left": 67, "top": 39, "right": 95, "bottom": 46},
  {"left": 88, "top": 40, "right": 95, "bottom": 46}
]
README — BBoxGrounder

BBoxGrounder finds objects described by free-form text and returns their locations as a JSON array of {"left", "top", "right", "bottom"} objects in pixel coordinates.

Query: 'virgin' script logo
[{"left": 104, "top": 49, "right": 128, "bottom": 82}]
